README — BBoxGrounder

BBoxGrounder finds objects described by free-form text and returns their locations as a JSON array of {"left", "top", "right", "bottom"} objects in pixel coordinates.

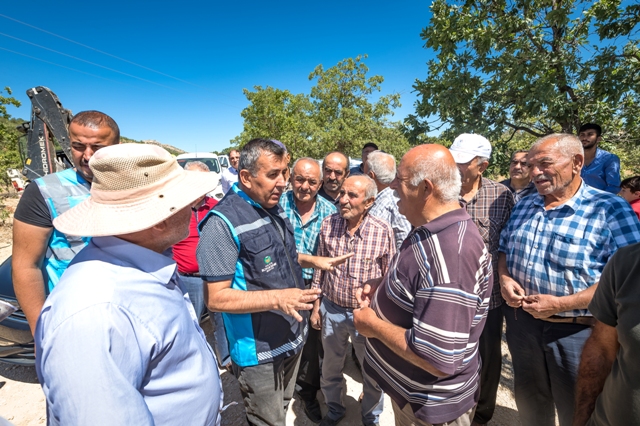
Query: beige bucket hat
[{"left": 53, "top": 143, "right": 218, "bottom": 237}]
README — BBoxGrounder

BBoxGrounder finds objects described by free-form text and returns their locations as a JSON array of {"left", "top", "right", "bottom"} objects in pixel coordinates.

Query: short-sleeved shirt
[
  {"left": 369, "top": 187, "right": 412, "bottom": 249},
  {"left": 500, "top": 178, "right": 537, "bottom": 203},
  {"left": 587, "top": 242, "right": 640, "bottom": 426},
  {"left": 279, "top": 191, "right": 337, "bottom": 280},
  {"left": 14, "top": 180, "right": 53, "bottom": 227},
  {"left": 499, "top": 181, "right": 640, "bottom": 317},
  {"left": 312, "top": 213, "right": 395, "bottom": 309},
  {"left": 364, "top": 207, "right": 492, "bottom": 424},
  {"left": 462, "top": 178, "right": 514, "bottom": 309},
  {"left": 581, "top": 148, "right": 621, "bottom": 194}
]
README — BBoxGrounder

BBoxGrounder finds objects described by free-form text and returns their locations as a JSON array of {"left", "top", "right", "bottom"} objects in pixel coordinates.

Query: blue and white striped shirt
[{"left": 499, "top": 182, "right": 640, "bottom": 317}]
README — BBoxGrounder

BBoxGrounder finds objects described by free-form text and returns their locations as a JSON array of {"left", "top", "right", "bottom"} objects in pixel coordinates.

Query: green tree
[
  {"left": 410, "top": 0, "right": 639, "bottom": 146},
  {"left": 234, "top": 55, "right": 411, "bottom": 161},
  {"left": 0, "top": 87, "right": 23, "bottom": 185}
]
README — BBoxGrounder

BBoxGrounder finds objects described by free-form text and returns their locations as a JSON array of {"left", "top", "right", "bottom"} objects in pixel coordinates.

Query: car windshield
[{"left": 177, "top": 158, "right": 220, "bottom": 173}]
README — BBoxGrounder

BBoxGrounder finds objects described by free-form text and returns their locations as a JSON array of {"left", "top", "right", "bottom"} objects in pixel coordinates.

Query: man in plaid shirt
[
  {"left": 311, "top": 175, "right": 395, "bottom": 426},
  {"left": 449, "top": 134, "right": 515, "bottom": 426},
  {"left": 498, "top": 134, "right": 640, "bottom": 426}
]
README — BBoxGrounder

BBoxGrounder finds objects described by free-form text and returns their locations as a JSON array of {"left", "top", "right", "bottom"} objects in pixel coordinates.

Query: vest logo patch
[{"left": 261, "top": 255, "right": 277, "bottom": 273}]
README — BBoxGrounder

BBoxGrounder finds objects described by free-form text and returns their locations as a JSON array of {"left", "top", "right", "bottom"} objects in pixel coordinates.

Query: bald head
[
  {"left": 291, "top": 157, "right": 322, "bottom": 204},
  {"left": 322, "top": 151, "right": 350, "bottom": 198},
  {"left": 404, "top": 144, "right": 461, "bottom": 203}
]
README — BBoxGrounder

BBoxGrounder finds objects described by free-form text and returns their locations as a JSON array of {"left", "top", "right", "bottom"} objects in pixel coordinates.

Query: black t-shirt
[{"left": 14, "top": 182, "right": 53, "bottom": 228}]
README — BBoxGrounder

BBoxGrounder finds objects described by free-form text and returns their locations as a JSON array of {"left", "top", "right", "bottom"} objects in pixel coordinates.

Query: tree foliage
[
  {"left": 409, "top": 0, "right": 640, "bottom": 150},
  {"left": 233, "top": 55, "right": 411, "bottom": 161},
  {"left": 0, "top": 87, "right": 23, "bottom": 185}
]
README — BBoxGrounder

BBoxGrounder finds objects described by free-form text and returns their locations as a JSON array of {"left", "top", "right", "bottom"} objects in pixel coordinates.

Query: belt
[
  {"left": 539, "top": 316, "right": 596, "bottom": 326},
  {"left": 179, "top": 272, "right": 200, "bottom": 277}
]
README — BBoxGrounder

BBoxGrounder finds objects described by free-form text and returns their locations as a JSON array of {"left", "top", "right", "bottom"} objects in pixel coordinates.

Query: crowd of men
[{"left": 11, "top": 112, "right": 640, "bottom": 426}]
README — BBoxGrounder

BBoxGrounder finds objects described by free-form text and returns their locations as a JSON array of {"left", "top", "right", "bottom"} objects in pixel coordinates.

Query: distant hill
[{"left": 120, "top": 137, "right": 186, "bottom": 156}]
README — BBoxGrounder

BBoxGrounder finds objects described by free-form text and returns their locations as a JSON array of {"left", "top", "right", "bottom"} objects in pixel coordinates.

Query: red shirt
[
  {"left": 631, "top": 199, "right": 640, "bottom": 221},
  {"left": 173, "top": 197, "right": 217, "bottom": 274}
]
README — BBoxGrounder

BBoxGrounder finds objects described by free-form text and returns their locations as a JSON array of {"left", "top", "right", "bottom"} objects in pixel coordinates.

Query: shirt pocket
[
  {"left": 548, "top": 233, "right": 584, "bottom": 271},
  {"left": 243, "top": 232, "right": 280, "bottom": 280},
  {"left": 348, "top": 256, "right": 378, "bottom": 284},
  {"left": 477, "top": 217, "right": 501, "bottom": 253}
]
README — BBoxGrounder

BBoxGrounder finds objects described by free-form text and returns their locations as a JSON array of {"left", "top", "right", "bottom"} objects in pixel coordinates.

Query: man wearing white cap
[
  {"left": 35, "top": 144, "right": 223, "bottom": 425},
  {"left": 449, "top": 134, "right": 514, "bottom": 426}
]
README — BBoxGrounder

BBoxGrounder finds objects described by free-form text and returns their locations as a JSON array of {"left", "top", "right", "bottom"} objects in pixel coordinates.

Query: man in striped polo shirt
[{"left": 354, "top": 144, "right": 492, "bottom": 426}]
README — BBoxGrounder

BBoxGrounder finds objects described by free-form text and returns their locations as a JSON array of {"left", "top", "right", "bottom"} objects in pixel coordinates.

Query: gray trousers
[{"left": 232, "top": 350, "right": 302, "bottom": 426}]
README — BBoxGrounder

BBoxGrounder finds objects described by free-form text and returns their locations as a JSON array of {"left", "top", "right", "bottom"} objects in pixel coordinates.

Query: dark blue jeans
[
  {"left": 503, "top": 305, "right": 592, "bottom": 426},
  {"left": 179, "top": 274, "right": 205, "bottom": 320}
]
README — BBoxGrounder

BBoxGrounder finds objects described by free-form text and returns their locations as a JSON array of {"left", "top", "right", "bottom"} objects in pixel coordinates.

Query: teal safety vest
[{"left": 34, "top": 168, "right": 91, "bottom": 292}]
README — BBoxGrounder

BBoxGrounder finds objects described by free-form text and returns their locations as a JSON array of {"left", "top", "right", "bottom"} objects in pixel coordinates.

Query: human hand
[
  {"left": 314, "top": 253, "right": 354, "bottom": 271},
  {"left": 500, "top": 275, "right": 525, "bottom": 308},
  {"left": 274, "top": 288, "right": 322, "bottom": 322},
  {"left": 359, "top": 277, "right": 383, "bottom": 307},
  {"left": 310, "top": 307, "right": 322, "bottom": 330},
  {"left": 353, "top": 307, "right": 379, "bottom": 338},
  {"left": 522, "top": 294, "right": 561, "bottom": 319}
]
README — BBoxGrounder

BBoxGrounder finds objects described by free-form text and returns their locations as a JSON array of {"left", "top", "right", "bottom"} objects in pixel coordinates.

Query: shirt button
[{"left": 533, "top": 245, "right": 538, "bottom": 249}]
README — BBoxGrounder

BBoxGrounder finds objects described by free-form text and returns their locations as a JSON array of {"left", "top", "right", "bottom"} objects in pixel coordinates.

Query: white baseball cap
[{"left": 449, "top": 133, "right": 492, "bottom": 164}]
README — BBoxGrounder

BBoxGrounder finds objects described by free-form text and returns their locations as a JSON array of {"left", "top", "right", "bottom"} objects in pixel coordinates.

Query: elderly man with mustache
[{"left": 497, "top": 134, "right": 640, "bottom": 426}]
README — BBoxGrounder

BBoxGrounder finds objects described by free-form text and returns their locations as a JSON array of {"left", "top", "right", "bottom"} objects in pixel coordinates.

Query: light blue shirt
[
  {"left": 36, "top": 236, "right": 222, "bottom": 426},
  {"left": 499, "top": 182, "right": 640, "bottom": 317},
  {"left": 369, "top": 187, "right": 412, "bottom": 249},
  {"left": 221, "top": 166, "right": 238, "bottom": 194}
]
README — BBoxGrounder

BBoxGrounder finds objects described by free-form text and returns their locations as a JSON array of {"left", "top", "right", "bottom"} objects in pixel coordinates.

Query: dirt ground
[{"left": 0, "top": 194, "right": 525, "bottom": 425}]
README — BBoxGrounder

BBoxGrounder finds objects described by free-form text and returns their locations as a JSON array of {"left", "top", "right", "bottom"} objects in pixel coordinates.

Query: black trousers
[
  {"left": 473, "top": 306, "right": 504, "bottom": 424},
  {"left": 295, "top": 278, "right": 324, "bottom": 401}
]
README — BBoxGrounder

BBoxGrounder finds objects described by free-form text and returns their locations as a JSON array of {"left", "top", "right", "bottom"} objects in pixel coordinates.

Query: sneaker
[
  {"left": 301, "top": 398, "right": 322, "bottom": 424},
  {"left": 319, "top": 414, "right": 345, "bottom": 426}
]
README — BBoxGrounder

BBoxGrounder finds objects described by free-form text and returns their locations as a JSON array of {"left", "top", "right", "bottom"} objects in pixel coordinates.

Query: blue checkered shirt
[
  {"left": 280, "top": 191, "right": 337, "bottom": 279},
  {"left": 369, "top": 187, "right": 412, "bottom": 249},
  {"left": 499, "top": 182, "right": 640, "bottom": 317}
]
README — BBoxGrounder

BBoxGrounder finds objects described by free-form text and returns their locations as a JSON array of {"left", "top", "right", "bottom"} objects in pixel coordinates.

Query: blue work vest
[
  {"left": 35, "top": 169, "right": 91, "bottom": 292},
  {"left": 199, "top": 185, "right": 306, "bottom": 367}
]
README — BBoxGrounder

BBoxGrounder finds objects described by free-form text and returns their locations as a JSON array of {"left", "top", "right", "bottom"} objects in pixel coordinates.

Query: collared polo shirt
[
  {"left": 221, "top": 166, "right": 238, "bottom": 194},
  {"left": 36, "top": 236, "right": 222, "bottom": 425},
  {"left": 364, "top": 207, "right": 492, "bottom": 424},
  {"left": 279, "top": 190, "right": 337, "bottom": 279},
  {"left": 499, "top": 182, "right": 640, "bottom": 317},
  {"left": 312, "top": 213, "right": 395, "bottom": 308}
]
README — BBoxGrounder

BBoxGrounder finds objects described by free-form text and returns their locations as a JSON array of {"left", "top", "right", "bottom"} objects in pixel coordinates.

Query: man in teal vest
[{"left": 12, "top": 111, "right": 120, "bottom": 335}]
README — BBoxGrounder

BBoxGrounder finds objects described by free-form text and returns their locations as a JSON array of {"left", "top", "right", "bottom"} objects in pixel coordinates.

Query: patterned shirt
[
  {"left": 463, "top": 178, "right": 514, "bottom": 309},
  {"left": 499, "top": 182, "right": 640, "bottom": 317},
  {"left": 279, "top": 191, "right": 337, "bottom": 279},
  {"left": 500, "top": 178, "right": 537, "bottom": 203},
  {"left": 581, "top": 148, "right": 621, "bottom": 194},
  {"left": 312, "top": 213, "right": 395, "bottom": 308},
  {"left": 364, "top": 208, "right": 492, "bottom": 424},
  {"left": 369, "top": 187, "right": 412, "bottom": 249}
]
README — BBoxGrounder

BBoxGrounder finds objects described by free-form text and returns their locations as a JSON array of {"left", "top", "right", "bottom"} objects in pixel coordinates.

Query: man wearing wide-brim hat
[{"left": 34, "top": 143, "right": 223, "bottom": 425}]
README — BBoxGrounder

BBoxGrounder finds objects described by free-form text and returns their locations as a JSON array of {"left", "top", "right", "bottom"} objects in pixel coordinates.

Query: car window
[{"left": 177, "top": 158, "right": 220, "bottom": 173}]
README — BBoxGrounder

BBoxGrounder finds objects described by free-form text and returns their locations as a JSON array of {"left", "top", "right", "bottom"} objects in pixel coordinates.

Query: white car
[
  {"left": 218, "top": 155, "right": 229, "bottom": 169},
  {"left": 175, "top": 152, "right": 225, "bottom": 200}
]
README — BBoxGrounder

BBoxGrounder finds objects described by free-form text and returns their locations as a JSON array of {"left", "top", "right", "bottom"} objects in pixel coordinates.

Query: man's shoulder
[
  {"left": 580, "top": 184, "right": 625, "bottom": 209},
  {"left": 365, "top": 213, "right": 394, "bottom": 233},
  {"left": 597, "top": 148, "right": 620, "bottom": 162},
  {"left": 481, "top": 177, "right": 511, "bottom": 195}
]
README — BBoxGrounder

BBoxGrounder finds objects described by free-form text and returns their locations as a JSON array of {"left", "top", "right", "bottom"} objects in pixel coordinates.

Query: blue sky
[{"left": 1, "top": 1, "right": 433, "bottom": 153}]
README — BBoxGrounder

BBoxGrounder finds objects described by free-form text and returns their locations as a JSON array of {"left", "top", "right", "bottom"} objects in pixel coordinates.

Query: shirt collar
[
  {"left": 90, "top": 236, "right": 177, "bottom": 284},
  {"left": 531, "top": 179, "right": 586, "bottom": 212},
  {"left": 420, "top": 207, "right": 470, "bottom": 234}
]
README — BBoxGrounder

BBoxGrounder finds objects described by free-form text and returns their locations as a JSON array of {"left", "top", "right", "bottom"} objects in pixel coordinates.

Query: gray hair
[
  {"left": 476, "top": 156, "right": 490, "bottom": 166},
  {"left": 361, "top": 175, "right": 378, "bottom": 200},
  {"left": 531, "top": 133, "right": 584, "bottom": 158},
  {"left": 184, "top": 161, "right": 210, "bottom": 172},
  {"left": 366, "top": 151, "right": 396, "bottom": 184},
  {"left": 239, "top": 138, "right": 286, "bottom": 176},
  {"left": 409, "top": 153, "right": 461, "bottom": 203},
  {"left": 292, "top": 157, "right": 321, "bottom": 178}
]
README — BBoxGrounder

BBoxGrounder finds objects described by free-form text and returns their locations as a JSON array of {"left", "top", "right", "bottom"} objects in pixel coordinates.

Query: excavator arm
[{"left": 16, "top": 86, "right": 73, "bottom": 181}]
